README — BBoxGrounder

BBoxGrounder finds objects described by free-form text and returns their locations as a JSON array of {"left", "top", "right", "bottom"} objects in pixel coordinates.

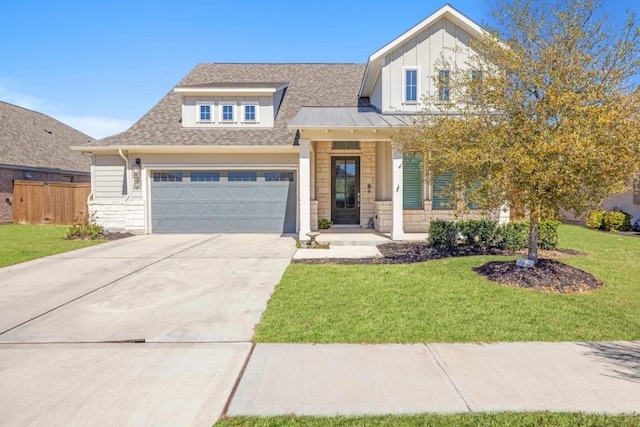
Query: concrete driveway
[{"left": 0, "top": 233, "right": 295, "bottom": 426}]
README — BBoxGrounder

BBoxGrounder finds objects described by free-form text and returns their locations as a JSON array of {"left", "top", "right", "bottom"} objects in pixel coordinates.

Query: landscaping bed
[{"left": 293, "top": 241, "right": 596, "bottom": 293}]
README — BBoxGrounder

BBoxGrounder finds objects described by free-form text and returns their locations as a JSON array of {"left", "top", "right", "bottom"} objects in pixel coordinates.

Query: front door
[{"left": 331, "top": 157, "right": 360, "bottom": 225}]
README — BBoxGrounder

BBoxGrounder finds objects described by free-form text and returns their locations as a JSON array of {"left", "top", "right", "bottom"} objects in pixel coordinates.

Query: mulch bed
[
  {"left": 293, "top": 242, "right": 600, "bottom": 293},
  {"left": 66, "top": 232, "right": 135, "bottom": 241},
  {"left": 473, "top": 259, "right": 603, "bottom": 293}
]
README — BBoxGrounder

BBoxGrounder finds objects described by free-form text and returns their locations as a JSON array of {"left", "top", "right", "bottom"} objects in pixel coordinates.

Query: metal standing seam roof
[
  {"left": 288, "top": 106, "right": 416, "bottom": 129},
  {"left": 0, "top": 101, "right": 93, "bottom": 172},
  {"left": 83, "top": 63, "right": 367, "bottom": 148}
]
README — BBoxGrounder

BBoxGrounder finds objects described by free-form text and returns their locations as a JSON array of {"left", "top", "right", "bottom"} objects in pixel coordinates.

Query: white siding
[
  {"left": 94, "top": 155, "right": 126, "bottom": 199},
  {"left": 137, "top": 152, "right": 297, "bottom": 167},
  {"left": 371, "top": 17, "right": 476, "bottom": 113},
  {"left": 181, "top": 95, "right": 275, "bottom": 128}
]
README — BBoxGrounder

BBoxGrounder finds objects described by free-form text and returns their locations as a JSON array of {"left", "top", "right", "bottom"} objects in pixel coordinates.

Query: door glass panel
[
  {"left": 346, "top": 161, "right": 356, "bottom": 177},
  {"left": 346, "top": 193, "right": 356, "bottom": 208},
  {"left": 335, "top": 192, "right": 346, "bottom": 208}
]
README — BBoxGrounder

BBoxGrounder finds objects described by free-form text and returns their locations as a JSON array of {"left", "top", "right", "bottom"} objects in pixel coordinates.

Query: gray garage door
[{"left": 151, "top": 170, "right": 296, "bottom": 233}]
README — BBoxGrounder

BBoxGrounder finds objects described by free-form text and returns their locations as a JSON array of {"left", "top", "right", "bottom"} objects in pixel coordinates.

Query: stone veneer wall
[
  {"left": 310, "top": 200, "right": 318, "bottom": 231},
  {"left": 89, "top": 200, "right": 145, "bottom": 233},
  {"left": 374, "top": 201, "right": 392, "bottom": 232},
  {"left": 403, "top": 201, "right": 500, "bottom": 233},
  {"left": 314, "top": 141, "right": 376, "bottom": 226}
]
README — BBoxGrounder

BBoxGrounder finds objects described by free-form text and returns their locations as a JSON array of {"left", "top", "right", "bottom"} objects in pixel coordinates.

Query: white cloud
[
  {"left": 0, "top": 85, "right": 133, "bottom": 139},
  {"left": 0, "top": 86, "right": 47, "bottom": 111},
  {"left": 53, "top": 115, "right": 134, "bottom": 140}
]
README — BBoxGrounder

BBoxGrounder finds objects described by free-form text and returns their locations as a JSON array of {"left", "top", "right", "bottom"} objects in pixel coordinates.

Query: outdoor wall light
[{"left": 133, "top": 158, "right": 141, "bottom": 189}]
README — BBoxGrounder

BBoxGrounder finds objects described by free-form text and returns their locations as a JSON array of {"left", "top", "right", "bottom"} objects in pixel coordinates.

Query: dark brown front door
[{"left": 331, "top": 157, "right": 360, "bottom": 224}]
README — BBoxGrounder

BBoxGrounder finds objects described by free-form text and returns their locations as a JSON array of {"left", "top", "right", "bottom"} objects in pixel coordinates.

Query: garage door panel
[{"left": 151, "top": 171, "right": 296, "bottom": 233}]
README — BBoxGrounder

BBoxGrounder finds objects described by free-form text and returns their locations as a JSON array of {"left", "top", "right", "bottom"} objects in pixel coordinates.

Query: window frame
[
  {"left": 402, "top": 67, "right": 420, "bottom": 104},
  {"left": 438, "top": 69, "right": 451, "bottom": 102},
  {"left": 196, "top": 102, "right": 214, "bottom": 123},
  {"left": 220, "top": 103, "right": 236, "bottom": 123},
  {"left": 470, "top": 69, "right": 483, "bottom": 103},
  {"left": 242, "top": 102, "right": 259, "bottom": 123}
]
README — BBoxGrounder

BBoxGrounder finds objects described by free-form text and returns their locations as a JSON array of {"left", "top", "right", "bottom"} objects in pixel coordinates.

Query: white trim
[
  {"left": 72, "top": 145, "right": 300, "bottom": 154},
  {"left": 174, "top": 83, "right": 288, "bottom": 94},
  {"left": 299, "top": 139, "right": 311, "bottom": 239},
  {"left": 241, "top": 101, "right": 259, "bottom": 123},
  {"left": 402, "top": 66, "right": 420, "bottom": 104}
]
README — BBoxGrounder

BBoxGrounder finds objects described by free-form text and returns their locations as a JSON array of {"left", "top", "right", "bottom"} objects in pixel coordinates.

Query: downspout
[
  {"left": 118, "top": 148, "right": 132, "bottom": 201},
  {"left": 83, "top": 152, "right": 94, "bottom": 201}
]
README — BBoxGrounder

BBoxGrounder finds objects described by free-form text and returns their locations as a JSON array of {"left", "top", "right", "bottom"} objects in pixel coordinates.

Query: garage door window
[
  {"left": 153, "top": 172, "right": 183, "bottom": 182},
  {"left": 265, "top": 171, "right": 294, "bottom": 182},
  {"left": 191, "top": 171, "right": 220, "bottom": 182},
  {"left": 228, "top": 171, "right": 257, "bottom": 182}
]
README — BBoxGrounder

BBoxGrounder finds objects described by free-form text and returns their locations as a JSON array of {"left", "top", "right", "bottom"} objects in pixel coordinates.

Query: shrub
[
  {"left": 318, "top": 218, "right": 333, "bottom": 229},
  {"left": 603, "top": 209, "right": 632, "bottom": 232},
  {"left": 539, "top": 220, "right": 560, "bottom": 250},
  {"left": 66, "top": 223, "right": 104, "bottom": 240},
  {"left": 428, "top": 219, "right": 458, "bottom": 251},
  {"left": 457, "top": 219, "right": 496, "bottom": 250},
  {"left": 586, "top": 210, "right": 605, "bottom": 229},
  {"left": 586, "top": 209, "right": 632, "bottom": 231},
  {"left": 493, "top": 221, "right": 528, "bottom": 251}
]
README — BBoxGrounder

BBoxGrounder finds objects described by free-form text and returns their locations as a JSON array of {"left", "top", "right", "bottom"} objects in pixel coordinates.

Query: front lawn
[
  {"left": 0, "top": 224, "right": 104, "bottom": 268},
  {"left": 217, "top": 413, "right": 640, "bottom": 427},
  {"left": 254, "top": 225, "right": 640, "bottom": 343}
]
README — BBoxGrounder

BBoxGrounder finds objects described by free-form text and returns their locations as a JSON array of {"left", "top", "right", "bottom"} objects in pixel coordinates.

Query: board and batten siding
[
  {"left": 94, "top": 155, "right": 127, "bottom": 199},
  {"left": 181, "top": 96, "right": 275, "bottom": 128},
  {"left": 374, "top": 17, "right": 475, "bottom": 113}
]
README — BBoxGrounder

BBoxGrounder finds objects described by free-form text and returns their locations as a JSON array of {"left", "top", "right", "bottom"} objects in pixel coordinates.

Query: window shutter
[
  {"left": 466, "top": 180, "right": 480, "bottom": 210},
  {"left": 433, "top": 172, "right": 454, "bottom": 210},
  {"left": 403, "top": 156, "right": 423, "bottom": 209}
]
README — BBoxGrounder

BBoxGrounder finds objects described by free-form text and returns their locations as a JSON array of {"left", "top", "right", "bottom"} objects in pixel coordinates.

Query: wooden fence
[{"left": 13, "top": 180, "right": 91, "bottom": 225}]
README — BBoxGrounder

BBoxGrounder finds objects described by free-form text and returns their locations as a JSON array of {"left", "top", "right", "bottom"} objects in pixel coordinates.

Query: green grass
[
  {"left": 217, "top": 413, "right": 640, "bottom": 426},
  {"left": 0, "top": 224, "right": 104, "bottom": 268},
  {"left": 255, "top": 225, "right": 640, "bottom": 343}
]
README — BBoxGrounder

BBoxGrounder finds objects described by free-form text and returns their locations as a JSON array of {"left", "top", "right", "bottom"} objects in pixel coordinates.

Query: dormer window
[
  {"left": 175, "top": 82, "right": 287, "bottom": 128},
  {"left": 221, "top": 104, "right": 235, "bottom": 122},
  {"left": 243, "top": 103, "right": 258, "bottom": 123},
  {"left": 199, "top": 104, "right": 212, "bottom": 121},
  {"left": 403, "top": 67, "right": 419, "bottom": 103}
]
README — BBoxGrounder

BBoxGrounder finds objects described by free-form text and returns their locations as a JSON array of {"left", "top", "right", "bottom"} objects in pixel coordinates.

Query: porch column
[
  {"left": 299, "top": 138, "right": 312, "bottom": 240},
  {"left": 391, "top": 146, "right": 405, "bottom": 240}
]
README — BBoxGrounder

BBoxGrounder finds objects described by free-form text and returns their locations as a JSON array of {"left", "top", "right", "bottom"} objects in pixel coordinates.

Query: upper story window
[
  {"left": 403, "top": 67, "right": 419, "bottom": 103},
  {"left": 471, "top": 70, "right": 483, "bottom": 102},
  {"left": 243, "top": 103, "right": 258, "bottom": 122},
  {"left": 221, "top": 104, "right": 235, "bottom": 122},
  {"left": 438, "top": 69, "right": 450, "bottom": 102},
  {"left": 199, "top": 104, "right": 212, "bottom": 121}
]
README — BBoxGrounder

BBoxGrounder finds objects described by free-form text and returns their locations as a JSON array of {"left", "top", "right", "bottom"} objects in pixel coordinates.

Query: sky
[{"left": 1, "top": 0, "right": 638, "bottom": 139}]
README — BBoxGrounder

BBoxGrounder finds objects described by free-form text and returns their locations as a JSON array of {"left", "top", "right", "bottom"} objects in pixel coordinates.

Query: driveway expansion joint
[{"left": 424, "top": 343, "right": 474, "bottom": 413}]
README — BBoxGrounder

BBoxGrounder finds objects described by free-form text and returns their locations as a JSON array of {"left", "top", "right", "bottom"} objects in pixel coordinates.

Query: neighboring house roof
[
  {"left": 0, "top": 101, "right": 92, "bottom": 173},
  {"left": 85, "top": 63, "right": 365, "bottom": 148},
  {"left": 359, "top": 3, "right": 486, "bottom": 98}
]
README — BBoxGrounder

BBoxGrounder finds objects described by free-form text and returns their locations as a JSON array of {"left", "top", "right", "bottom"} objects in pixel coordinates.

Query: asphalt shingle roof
[
  {"left": 85, "top": 63, "right": 366, "bottom": 147},
  {"left": 0, "top": 101, "right": 93, "bottom": 172}
]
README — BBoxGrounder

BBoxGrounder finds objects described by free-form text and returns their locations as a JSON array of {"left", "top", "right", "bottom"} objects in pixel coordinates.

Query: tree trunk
[{"left": 527, "top": 211, "right": 540, "bottom": 264}]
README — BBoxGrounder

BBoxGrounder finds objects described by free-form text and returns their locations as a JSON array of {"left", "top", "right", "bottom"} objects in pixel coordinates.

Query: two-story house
[{"left": 75, "top": 4, "right": 509, "bottom": 239}]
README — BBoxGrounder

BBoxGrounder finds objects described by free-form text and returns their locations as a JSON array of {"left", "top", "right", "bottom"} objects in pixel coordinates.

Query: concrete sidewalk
[{"left": 227, "top": 342, "right": 640, "bottom": 416}]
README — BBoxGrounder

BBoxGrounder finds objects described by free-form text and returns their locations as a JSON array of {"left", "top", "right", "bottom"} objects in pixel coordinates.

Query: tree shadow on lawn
[{"left": 579, "top": 341, "right": 640, "bottom": 383}]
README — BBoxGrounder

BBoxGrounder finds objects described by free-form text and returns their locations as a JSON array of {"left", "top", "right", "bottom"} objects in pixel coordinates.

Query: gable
[{"left": 359, "top": 4, "right": 485, "bottom": 113}]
